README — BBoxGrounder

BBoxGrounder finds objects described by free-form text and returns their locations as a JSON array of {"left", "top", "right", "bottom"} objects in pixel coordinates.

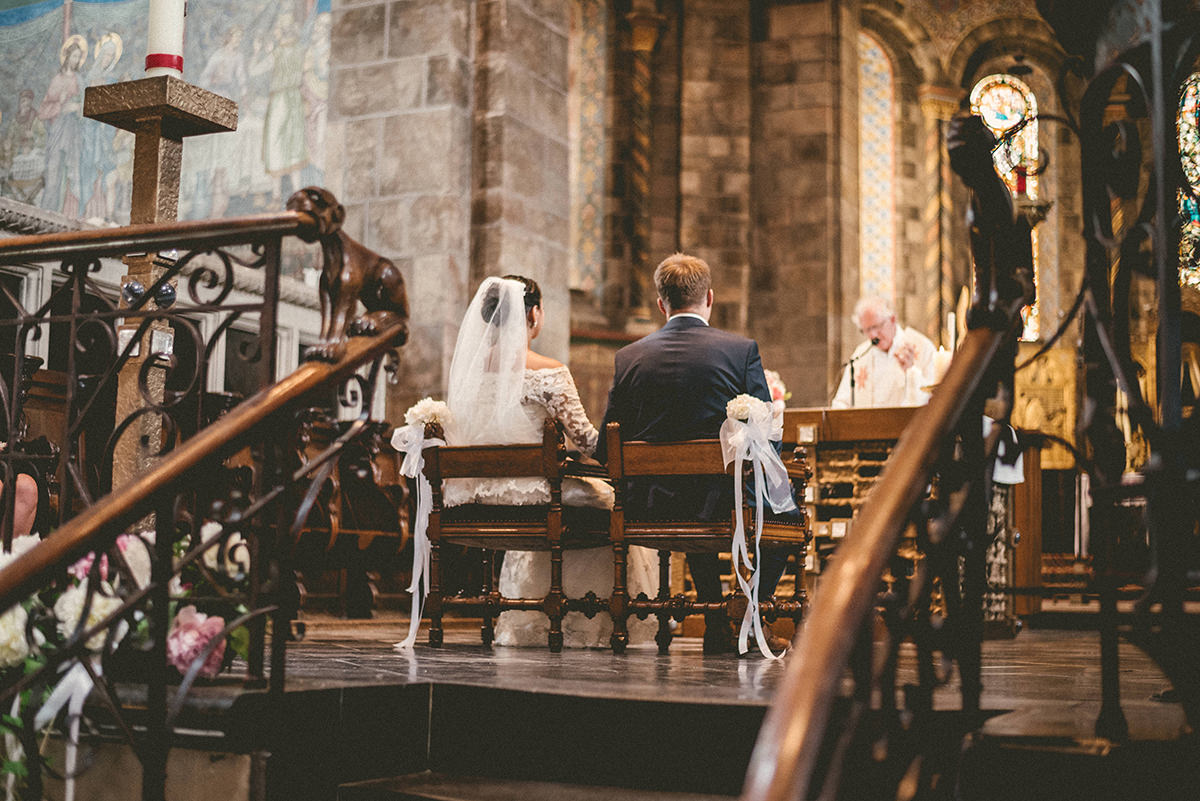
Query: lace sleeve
[{"left": 529, "top": 368, "right": 600, "bottom": 456}]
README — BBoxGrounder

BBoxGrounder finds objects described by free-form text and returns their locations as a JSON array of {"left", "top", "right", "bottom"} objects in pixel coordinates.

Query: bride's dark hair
[{"left": 481, "top": 275, "right": 541, "bottom": 325}]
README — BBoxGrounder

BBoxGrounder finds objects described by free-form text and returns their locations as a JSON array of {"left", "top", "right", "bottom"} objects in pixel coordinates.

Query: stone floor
[{"left": 279, "top": 611, "right": 1189, "bottom": 741}]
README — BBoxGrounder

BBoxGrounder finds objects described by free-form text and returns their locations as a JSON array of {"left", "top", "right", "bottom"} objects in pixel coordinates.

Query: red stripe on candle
[{"left": 145, "top": 53, "right": 183, "bottom": 71}]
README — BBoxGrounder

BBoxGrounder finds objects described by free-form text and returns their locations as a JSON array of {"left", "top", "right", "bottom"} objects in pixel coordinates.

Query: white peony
[
  {"left": 726, "top": 394, "right": 768, "bottom": 421},
  {"left": 0, "top": 605, "right": 29, "bottom": 669},
  {"left": 53, "top": 585, "right": 128, "bottom": 652},
  {"left": 0, "top": 535, "right": 42, "bottom": 572},
  {"left": 403, "top": 397, "right": 452, "bottom": 428}
]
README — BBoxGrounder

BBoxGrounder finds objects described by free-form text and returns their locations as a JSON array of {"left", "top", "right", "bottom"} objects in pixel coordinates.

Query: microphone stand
[{"left": 847, "top": 339, "right": 879, "bottom": 408}]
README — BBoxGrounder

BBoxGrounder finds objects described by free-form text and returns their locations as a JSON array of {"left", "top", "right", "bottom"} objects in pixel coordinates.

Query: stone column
[
  {"left": 919, "top": 84, "right": 962, "bottom": 349},
  {"left": 84, "top": 77, "right": 236, "bottom": 488},
  {"left": 679, "top": 0, "right": 752, "bottom": 332},
  {"left": 749, "top": 1, "right": 856, "bottom": 405},
  {"left": 624, "top": 1, "right": 665, "bottom": 323},
  {"left": 328, "top": 0, "right": 475, "bottom": 409},
  {"left": 471, "top": 0, "right": 574, "bottom": 362}
]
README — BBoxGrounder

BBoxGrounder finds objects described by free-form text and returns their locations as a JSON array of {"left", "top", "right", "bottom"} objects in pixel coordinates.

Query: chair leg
[
  {"left": 610, "top": 540, "right": 629, "bottom": 654},
  {"left": 655, "top": 549, "right": 672, "bottom": 654},
  {"left": 547, "top": 543, "right": 564, "bottom": 653},
  {"left": 793, "top": 545, "right": 807, "bottom": 630},
  {"left": 428, "top": 538, "right": 444, "bottom": 648},
  {"left": 481, "top": 549, "right": 495, "bottom": 647}
]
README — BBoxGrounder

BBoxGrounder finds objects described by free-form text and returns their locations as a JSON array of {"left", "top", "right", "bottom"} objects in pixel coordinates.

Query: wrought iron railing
[
  {"left": 742, "top": 4, "right": 1200, "bottom": 798},
  {"left": 0, "top": 194, "right": 406, "bottom": 800}
]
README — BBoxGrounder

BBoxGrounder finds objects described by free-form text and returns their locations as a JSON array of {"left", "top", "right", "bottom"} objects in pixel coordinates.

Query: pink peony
[
  {"left": 763, "top": 369, "right": 790, "bottom": 407},
  {"left": 68, "top": 552, "right": 106, "bottom": 582},
  {"left": 67, "top": 535, "right": 137, "bottom": 583},
  {"left": 166, "top": 605, "right": 226, "bottom": 679}
]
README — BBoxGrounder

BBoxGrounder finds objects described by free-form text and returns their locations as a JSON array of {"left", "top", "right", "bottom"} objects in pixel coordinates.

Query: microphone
[{"left": 870, "top": 337, "right": 880, "bottom": 346}]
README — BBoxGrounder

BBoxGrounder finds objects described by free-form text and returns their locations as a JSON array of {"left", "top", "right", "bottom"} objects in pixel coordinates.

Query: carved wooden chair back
[
  {"left": 420, "top": 418, "right": 585, "bottom": 650},
  {"left": 603, "top": 422, "right": 808, "bottom": 653}
]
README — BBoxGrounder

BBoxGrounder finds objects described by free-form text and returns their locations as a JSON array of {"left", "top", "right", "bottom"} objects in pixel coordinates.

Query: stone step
[{"left": 338, "top": 771, "right": 735, "bottom": 801}]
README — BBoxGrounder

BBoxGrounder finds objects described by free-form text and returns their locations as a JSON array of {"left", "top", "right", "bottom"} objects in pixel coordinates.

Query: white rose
[
  {"left": 726, "top": 394, "right": 766, "bottom": 421},
  {"left": 0, "top": 535, "right": 42, "bottom": 572},
  {"left": 53, "top": 585, "right": 128, "bottom": 652},
  {"left": 0, "top": 605, "right": 30, "bottom": 668},
  {"left": 403, "top": 397, "right": 452, "bottom": 427}
]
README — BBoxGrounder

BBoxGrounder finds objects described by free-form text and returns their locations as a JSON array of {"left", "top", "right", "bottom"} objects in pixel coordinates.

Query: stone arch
[{"left": 947, "top": 16, "right": 1066, "bottom": 90}]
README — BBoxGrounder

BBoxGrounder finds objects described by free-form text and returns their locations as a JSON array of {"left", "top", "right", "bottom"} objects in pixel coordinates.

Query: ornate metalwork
[
  {"left": 0, "top": 192, "right": 407, "bottom": 800},
  {"left": 744, "top": 7, "right": 1200, "bottom": 801}
]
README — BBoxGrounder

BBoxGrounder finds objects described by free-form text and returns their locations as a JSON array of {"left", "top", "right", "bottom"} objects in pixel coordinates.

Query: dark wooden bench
[
  {"left": 422, "top": 418, "right": 608, "bottom": 651},
  {"left": 604, "top": 422, "right": 811, "bottom": 654}
]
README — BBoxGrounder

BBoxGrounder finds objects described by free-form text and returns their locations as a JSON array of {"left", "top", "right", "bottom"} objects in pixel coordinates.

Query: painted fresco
[{"left": 0, "top": 0, "right": 331, "bottom": 241}]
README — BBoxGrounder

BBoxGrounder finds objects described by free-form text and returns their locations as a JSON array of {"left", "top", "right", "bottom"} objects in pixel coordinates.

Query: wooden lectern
[{"left": 782, "top": 406, "right": 1043, "bottom": 622}]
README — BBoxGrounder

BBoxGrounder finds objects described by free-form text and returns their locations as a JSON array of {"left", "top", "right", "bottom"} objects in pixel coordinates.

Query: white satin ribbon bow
[
  {"left": 35, "top": 657, "right": 100, "bottom": 801},
  {"left": 391, "top": 424, "right": 444, "bottom": 651},
  {"left": 719, "top": 400, "right": 796, "bottom": 658}
]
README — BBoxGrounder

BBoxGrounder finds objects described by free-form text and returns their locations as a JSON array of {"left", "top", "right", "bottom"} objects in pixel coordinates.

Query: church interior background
[{"left": 0, "top": 0, "right": 1197, "bottom": 569}]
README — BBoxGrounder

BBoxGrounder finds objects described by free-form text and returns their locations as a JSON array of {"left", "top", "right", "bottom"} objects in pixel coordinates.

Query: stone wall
[
  {"left": 679, "top": 0, "right": 753, "bottom": 332},
  {"left": 473, "top": 0, "right": 573, "bottom": 362},
  {"left": 329, "top": 0, "right": 476, "bottom": 414},
  {"left": 749, "top": 1, "right": 850, "bottom": 406}
]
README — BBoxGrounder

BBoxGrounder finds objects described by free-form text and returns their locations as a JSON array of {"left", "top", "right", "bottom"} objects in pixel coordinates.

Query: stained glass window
[
  {"left": 1179, "top": 70, "right": 1200, "bottom": 289},
  {"left": 858, "top": 33, "right": 895, "bottom": 305},
  {"left": 971, "top": 74, "right": 1041, "bottom": 339}
]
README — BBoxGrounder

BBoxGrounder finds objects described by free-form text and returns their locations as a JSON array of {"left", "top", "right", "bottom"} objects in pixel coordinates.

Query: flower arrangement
[
  {"left": 166, "top": 606, "right": 227, "bottom": 679},
  {"left": 763, "top": 369, "right": 790, "bottom": 405},
  {"left": 726, "top": 393, "right": 770, "bottom": 421},
  {"left": 404, "top": 397, "right": 452, "bottom": 428}
]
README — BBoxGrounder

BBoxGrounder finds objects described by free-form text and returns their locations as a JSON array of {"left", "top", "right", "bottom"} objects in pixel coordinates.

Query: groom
[{"left": 597, "top": 252, "right": 794, "bottom": 654}]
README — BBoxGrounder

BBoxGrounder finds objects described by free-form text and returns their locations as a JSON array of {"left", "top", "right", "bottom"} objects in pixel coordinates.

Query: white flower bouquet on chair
[
  {"left": 391, "top": 398, "right": 452, "bottom": 651},
  {"left": 719, "top": 394, "right": 796, "bottom": 658}
]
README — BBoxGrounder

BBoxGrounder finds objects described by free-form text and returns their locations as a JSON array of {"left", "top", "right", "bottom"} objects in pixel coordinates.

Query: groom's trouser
[{"left": 687, "top": 546, "right": 791, "bottom": 606}]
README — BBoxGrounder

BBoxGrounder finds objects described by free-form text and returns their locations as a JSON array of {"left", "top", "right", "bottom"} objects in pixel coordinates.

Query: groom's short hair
[{"left": 654, "top": 253, "right": 711, "bottom": 311}]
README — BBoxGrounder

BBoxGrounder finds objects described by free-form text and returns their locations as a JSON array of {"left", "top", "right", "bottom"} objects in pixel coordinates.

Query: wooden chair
[
  {"left": 422, "top": 418, "right": 609, "bottom": 651},
  {"left": 604, "top": 422, "right": 810, "bottom": 654}
]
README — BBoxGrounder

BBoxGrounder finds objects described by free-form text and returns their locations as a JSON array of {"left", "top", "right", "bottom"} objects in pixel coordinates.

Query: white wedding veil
[{"left": 446, "top": 277, "right": 533, "bottom": 446}]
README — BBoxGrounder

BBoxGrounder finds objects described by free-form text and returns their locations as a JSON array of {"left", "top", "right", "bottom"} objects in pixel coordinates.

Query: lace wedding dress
[{"left": 444, "top": 366, "right": 659, "bottom": 648}]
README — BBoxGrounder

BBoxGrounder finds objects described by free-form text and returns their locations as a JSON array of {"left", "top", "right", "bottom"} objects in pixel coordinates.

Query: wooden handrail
[
  {"left": 0, "top": 210, "right": 319, "bottom": 265},
  {"left": 740, "top": 317, "right": 1018, "bottom": 801},
  {"left": 0, "top": 322, "right": 404, "bottom": 615}
]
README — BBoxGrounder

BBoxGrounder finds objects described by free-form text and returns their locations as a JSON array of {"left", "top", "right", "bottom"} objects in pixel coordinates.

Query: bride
[{"left": 444, "top": 275, "right": 658, "bottom": 648}]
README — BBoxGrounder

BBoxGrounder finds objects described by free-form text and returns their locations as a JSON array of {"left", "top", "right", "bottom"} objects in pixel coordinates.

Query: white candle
[
  {"left": 931, "top": 346, "right": 953, "bottom": 385},
  {"left": 146, "top": 0, "right": 186, "bottom": 78}
]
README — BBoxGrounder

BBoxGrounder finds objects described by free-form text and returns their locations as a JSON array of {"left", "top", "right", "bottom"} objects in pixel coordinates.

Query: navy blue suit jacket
[{"left": 598, "top": 315, "right": 773, "bottom": 520}]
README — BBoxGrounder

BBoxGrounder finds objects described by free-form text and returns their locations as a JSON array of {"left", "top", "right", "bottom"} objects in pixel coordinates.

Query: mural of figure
[
  {"left": 38, "top": 35, "right": 87, "bottom": 217},
  {"left": 2, "top": 89, "right": 47, "bottom": 205},
  {"left": 110, "top": 124, "right": 135, "bottom": 224},
  {"left": 301, "top": 13, "right": 329, "bottom": 179},
  {"left": 190, "top": 26, "right": 248, "bottom": 218},
  {"left": 79, "top": 32, "right": 123, "bottom": 220},
  {"left": 263, "top": 11, "right": 307, "bottom": 201}
]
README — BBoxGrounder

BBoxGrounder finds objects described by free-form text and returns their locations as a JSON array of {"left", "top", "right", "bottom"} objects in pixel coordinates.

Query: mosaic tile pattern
[
  {"left": 858, "top": 33, "right": 895, "bottom": 305},
  {"left": 569, "top": 0, "right": 606, "bottom": 296}
]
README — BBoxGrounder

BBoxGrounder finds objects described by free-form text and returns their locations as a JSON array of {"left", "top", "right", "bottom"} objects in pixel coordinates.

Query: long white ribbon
[
  {"left": 34, "top": 657, "right": 99, "bottom": 801},
  {"left": 719, "top": 401, "right": 796, "bottom": 659},
  {"left": 391, "top": 424, "right": 443, "bottom": 651}
]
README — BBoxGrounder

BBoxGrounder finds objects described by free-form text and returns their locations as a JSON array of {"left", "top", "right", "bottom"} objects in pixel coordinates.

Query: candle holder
[{"left": 83, "top": 75, "right": 237, "bottom": 225}]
